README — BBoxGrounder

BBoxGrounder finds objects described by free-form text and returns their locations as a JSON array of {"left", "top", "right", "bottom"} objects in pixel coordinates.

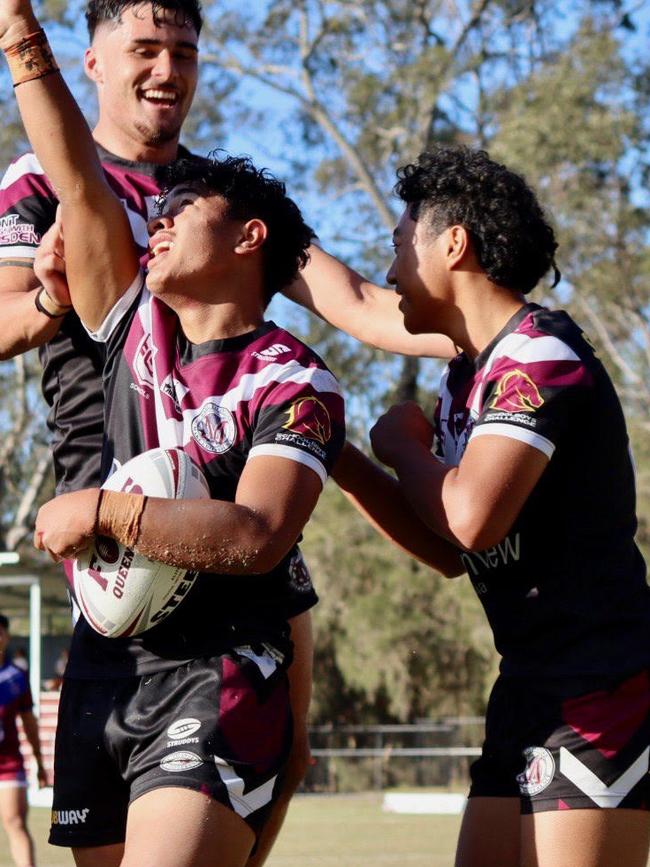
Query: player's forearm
[
  {"left": 0, "top": 280, "right": 62, "bottom": 358},
  {"left": 1, "top": 15, "right": 108, "bottom": 209},
  {"left": 97, "top": 492, "right": 293, "bottom": 575},
  {"left": 286, "top": 246, "right": 456, "bottom": 358},
  {"left": 20, "top": 712, "right": 43, "bottom": 762},
  {"left": 332, "top": 443, "right": 463, "bottom": 576}
]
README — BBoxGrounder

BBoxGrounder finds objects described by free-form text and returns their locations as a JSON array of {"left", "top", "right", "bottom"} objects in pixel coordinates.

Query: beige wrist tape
[
  {"left": 4, "top": 29, "right": 59, "bottom": 87},
  {"left": 96, "top": 490, "right": 148, "bottom": 550}
]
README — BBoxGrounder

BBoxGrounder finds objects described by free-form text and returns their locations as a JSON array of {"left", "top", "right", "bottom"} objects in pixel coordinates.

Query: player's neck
[
  {"left": 172, "top": 298, "right": 265, "bottom": 344},
  {"left": 448, "top": 277, "right": 527, "bottom": 359},
  {"left": 91, "top": 122, "right": 180, "bottom": 166}
]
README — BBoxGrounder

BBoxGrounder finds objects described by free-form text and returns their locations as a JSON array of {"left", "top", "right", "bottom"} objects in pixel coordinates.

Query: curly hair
[
  {"left": 86, "top": 0, "right": 202, "bottom": 40},
  {"left": 156, "top": 154, "right": 313, "bottom": 305},
  {"left": 394, "top": 146, "right": 558, "bottom": 295}
]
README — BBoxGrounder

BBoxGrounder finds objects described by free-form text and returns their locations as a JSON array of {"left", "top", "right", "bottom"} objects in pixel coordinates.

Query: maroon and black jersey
[
  {"left": 66, "top": 278, "right": 345, "bottom": 678},
  {"left": 434, "top": 303, "right": 650, "bottom": 680},
  {"left": 0, "top": 146, "right": 322, "bottom": 636},
  {"left": 0, "top": 145, "right": 178, "bottom": 494},
  {"left": 0, "top": 661, "right": 31, "bottom": 779}
]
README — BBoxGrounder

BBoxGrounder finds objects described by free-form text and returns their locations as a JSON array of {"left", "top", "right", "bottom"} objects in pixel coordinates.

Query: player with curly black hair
[
  {"left": 332, "top": 145, "right": 650, "bottom": 867},
  {"left": 156, "top": 154, "right": 313, "bottom": 303}
]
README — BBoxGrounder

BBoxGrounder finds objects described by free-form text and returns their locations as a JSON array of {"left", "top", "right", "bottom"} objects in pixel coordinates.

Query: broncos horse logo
[
  {"left": 283, "top": 396, "right": 332, "bottom": 444},
  {"left": 490, "top": 369, "right": 544, "bottom": 413}
]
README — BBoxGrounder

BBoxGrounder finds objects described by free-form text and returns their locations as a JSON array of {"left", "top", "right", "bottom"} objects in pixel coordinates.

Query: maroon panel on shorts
[
  {"left": 50, "top": 644, "right": 292, "bottom": 848},
  {"left": 469, "top": 670, "right": 650, "bottom": 813}
]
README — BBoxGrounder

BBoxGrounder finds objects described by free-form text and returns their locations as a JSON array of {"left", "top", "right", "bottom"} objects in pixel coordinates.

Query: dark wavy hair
[
  {"left": 86, "top": 0, "right": 203, "bottom": 39},
  {"left": 395, "top": 146, "right": 559, "bottom": 294},
  {"left": 156, "top": 154, "right": 313, "bottom": 304}
]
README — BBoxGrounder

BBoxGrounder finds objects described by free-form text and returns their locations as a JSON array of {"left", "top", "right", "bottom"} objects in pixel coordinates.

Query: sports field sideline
[{"left": 7, "top": 793, "right": 650, "bottom": 867}]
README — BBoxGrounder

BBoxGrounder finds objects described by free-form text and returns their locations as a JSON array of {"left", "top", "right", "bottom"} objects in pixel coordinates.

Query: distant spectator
[{"left": 0, "top": 614, "right": 47, "bottom": 867}]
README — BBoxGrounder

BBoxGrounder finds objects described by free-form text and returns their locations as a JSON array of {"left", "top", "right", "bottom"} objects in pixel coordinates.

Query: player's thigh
[
  {"left": 287, "top": 611, "right": 313, "bottom": 725},
  {"left": 0, "top": 783, "right": 28, "bottom": 826},
  {"left": 72, "top": 843, "right": 124, "bottom": 867},
  {"left": 521, "top": 808, "right": 650, "bottom": 867},
  {"left": 122, "top": 786, "right": 254, "bottom": 867},
  {"left": 454, "top": 797, "right": 520, "bottom": 867}
]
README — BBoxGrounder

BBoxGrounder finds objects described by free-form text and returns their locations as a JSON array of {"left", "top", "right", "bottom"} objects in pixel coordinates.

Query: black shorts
[
  {"left": 469, "top": 669, "right": 650, "bottom": 813},
  {"left": 49, "top": 645, "right": 292, "bottom": 848}
]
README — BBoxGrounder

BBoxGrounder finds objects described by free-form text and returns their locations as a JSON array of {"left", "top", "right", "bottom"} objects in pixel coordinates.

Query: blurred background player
[
  {"left": 0, "top": 1, "right": 327, "bottom": 863},
  {"left": 331, "top": 145, "right": 650, "bottom": 867},
  {"left": 0, "top": 1, "right": 347, "bottom": 864},
  {"left": 0, "top": 614, "right": 47, "bottom": 867}
]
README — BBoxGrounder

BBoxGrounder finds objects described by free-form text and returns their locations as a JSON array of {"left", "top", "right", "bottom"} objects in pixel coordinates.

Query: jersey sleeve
[
  {"left": 249, "top": 364, "right": 345, "bottom": 487},
  {"left": 83, "top": 271, "right": 146, "bottom": 344},
  {"left": 470, "top": 333, "right": 593, "bottom": 458},
  {"left": 0, "top": 153, "right": 57, "bottom": 259}
]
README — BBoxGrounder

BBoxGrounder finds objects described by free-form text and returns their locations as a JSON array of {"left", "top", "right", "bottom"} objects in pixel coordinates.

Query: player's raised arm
[
  {"left": 0, "top": 0, "right": 138, "bottom": 331},
  {"left": 285, "top": 244, "right": 456, "bottom": 358}
]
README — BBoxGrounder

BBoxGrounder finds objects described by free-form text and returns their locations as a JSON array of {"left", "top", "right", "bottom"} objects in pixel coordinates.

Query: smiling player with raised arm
[{"left": 0, "top": 2, "right": 348, "bottom": 865}]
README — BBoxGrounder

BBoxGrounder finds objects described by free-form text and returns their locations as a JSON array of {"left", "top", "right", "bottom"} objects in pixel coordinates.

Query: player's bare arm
[
  {"left": 332, "top": 441, "right": 463, "bottom": 576},
  {"left": 34, "top": 454, "right": 323, "bottom": 573},
  {"left": 370, "top": 402, "right": 549, "bottom": 551},
  {"left": 0, "top": 260, "right": 65, "bottom": 358},
  {"left": 19, "top": 710, "right": 48, "bottom": 787},
  {"left": 286, "top": 245, "right": 456, "bottom": 359},
  {"left": 0, "top": 0, "right": 139, "bottom": 330},
  {"left": 0, "top": 216, "right": 75, "bottom": 359}
]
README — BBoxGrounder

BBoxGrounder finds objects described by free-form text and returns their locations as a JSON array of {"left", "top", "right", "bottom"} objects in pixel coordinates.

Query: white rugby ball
[{"left": 73, "top": 448, "right": 210, "bottom": 638}]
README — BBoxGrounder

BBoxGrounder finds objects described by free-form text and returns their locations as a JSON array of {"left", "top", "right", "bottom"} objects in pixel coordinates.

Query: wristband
[
  {"left": 96, "top": 489, "right": 148, "bottom": 550},
  {"left": 34, "top": 286, "right": 71, "bottom": 319},
  {"left": 4, "top": 29, "right": 59, "bottom": 87}
]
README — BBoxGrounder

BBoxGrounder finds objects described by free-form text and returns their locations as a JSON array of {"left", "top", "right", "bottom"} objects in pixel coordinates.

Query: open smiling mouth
[
  {"left": 150, "top": 240, "right": 175, "bottom": 258},
  {"left": 140, "top": 89, "right": 180, "bottom": 108}
]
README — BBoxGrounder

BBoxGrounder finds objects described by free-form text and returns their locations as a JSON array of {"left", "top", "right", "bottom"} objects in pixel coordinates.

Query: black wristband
[{"left": 34, "top": 286, "right": 71, "bottom": 319}]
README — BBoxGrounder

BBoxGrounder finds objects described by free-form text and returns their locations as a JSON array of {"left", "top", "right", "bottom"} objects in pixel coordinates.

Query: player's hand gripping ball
[{"left": 73, "top": 448, "right": 210, "bottom": 638}]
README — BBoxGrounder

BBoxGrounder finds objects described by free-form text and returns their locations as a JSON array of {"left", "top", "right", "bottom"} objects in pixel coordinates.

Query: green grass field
[
  {"left": 9, "top": 794, "right": 650, "bottom": 867},
  {"left": 4, "top": 794, "right": 461, "bottom": 866}
]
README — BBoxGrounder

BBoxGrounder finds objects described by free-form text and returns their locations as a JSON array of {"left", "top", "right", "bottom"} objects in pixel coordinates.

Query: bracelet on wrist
[{"left": 34, "top": 286, "right": 72, "bottom": 319}]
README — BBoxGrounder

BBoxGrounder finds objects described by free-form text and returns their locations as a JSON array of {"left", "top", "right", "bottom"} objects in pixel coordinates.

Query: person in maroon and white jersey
[
  {"left": 0, "top": 1, "right": 333, "bottom": 862},
  {"left": 0, "top": 614, "right": 47, "bottom": 867},
  {"left": 330, "top": 145, "right": 650, "bottom": 867},
  {"left": 0, "top": 2, "right": 345, "bottom": 863}
]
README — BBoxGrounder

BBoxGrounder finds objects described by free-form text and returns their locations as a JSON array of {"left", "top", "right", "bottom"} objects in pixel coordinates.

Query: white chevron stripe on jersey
[
  {"left": 470, "top": 330, "right": 581, "bottom": 418},
  {"left": 0, "top": 153, "right": 45, "bottom": 189},
  {"left": 213, "top": 757, "right": 277, "bottom": 818},
  {"left": 154, "top": 357, "right": 341, "bottom": 451},
  {"left": 559, "top": 746, "right": 649, "bottom": 808},
  {"left": 122, "top": 195, "right": 158, "bottom": 249}
]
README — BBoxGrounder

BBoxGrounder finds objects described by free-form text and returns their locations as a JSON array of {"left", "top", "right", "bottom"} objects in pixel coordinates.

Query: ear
[
  {"left": 84, "top": 46, "right": 103, "bottom": 84},
  {"left": 234, "top": 219, "right": 268, "bottom": 256},
  {"left": 444, "top": 225, "right": 471, "bottom": 271}
]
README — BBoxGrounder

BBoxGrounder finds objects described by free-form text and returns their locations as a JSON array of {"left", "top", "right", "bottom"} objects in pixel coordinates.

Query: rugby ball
[{"left": 73, "top": 448, "right": 210, "bottom": 638}]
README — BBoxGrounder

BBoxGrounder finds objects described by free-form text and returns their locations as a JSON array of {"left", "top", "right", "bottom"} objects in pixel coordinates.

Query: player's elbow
[
  {"left": 447, "top": 504, "right": 508, "bottom": 553},
  {"left": 248, "top": 539, "right": 294, "bottom": 574}
]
